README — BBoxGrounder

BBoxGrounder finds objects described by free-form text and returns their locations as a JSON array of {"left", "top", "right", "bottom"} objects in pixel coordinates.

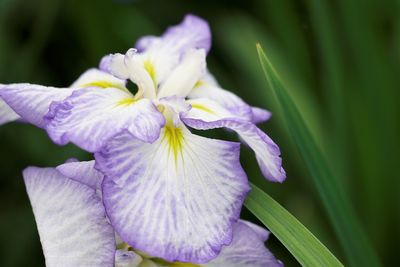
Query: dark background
[{"left": 0, "top": 0, "right": 399, "bottom": 266}]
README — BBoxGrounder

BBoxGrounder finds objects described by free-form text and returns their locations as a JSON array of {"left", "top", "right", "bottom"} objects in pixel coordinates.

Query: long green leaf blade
[
  {"left": 245, "top": 184, "right": 343, "bottom": 267},
  {"left": 256, "top": 44, "right": 381, "bottom": 267}
]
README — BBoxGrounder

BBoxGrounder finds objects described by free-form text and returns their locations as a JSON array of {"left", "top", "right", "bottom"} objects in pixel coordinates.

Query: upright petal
[
  {"left": 182, "top": 99, "right": 285, "bottom": 182},
  {"left": 23, "top": 167, "right": 115, "bottom": 267},
  {"left": 95, "top": 127, "right": 250, "bottom": 263},
  {"left": 100, "top": 50, "right": 156, "bottom": 99},
  {"left": 204, "top": 221, "right": 283, "bottom": 267},
  {"left": 56, "top": 160, "right": 103, "bottom": 189},
  {"left": 0, "top": 84, "right": 72, "bottom": 128},
  {"left": 45, "top": 87, "right": 165, "bottom": 152},
  {"left": 157, "top": 49, "right": 206, "bottom": 98},
  {"left": 0, "top": 96, "right": 20, "bottom": 125},
  {"left": 136, "top": 14, "right": 211, "bottom": 54}
]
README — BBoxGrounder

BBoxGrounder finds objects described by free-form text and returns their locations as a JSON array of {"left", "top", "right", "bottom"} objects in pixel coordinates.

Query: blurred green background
[{"left": 0, "top": 0, "right": 399, "bottom": 266}]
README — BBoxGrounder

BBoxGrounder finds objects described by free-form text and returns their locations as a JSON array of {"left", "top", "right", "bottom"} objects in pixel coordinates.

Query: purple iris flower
[
  {"left": 0, "top": 15, "right": 285, "bottom": 262},
  {"left": 23, "top": 160, "right": 283, "bottom": 267}
]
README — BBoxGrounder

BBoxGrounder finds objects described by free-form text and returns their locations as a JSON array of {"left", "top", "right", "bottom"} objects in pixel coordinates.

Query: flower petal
[
  {"left": 204, "top": 220, "right": 283, "bottom": 267},
  {"left": 95, "top": 127, "right": 250, "bottom": 263},
  {"left": 0, "top": 84, "right": 72, "bottom": 128},
  {"left": 182, "top": 99, "right": 286, "bottom": 182},
  {"left": 56, "top": 160, "right": 103, "bottom": 189},
  {"left": 115, "top": 250, "right": 143, "bottom": 267},
  {"left": 188, "top": 72, "right": 271, "bottom": 124},
  {"left": 23, "top": 167, "right": 115, "bottom": 267},
  {"left": 189, "top": 85, "right": 253, "bottom": 121},
  {"left": 157, "top": 49, "right": 206, "bottom": 98},
  {"left": 136, "top": 14, "right": 211, "bottom": 54},
  {"left": 100, "top": 50, "right": 156, "bottom": 99},
  {"left": 0, "top": 95, "right": 20, "bottom": 125},
  {"left": 45, "top": 87, "right": 165, "bottom": 152},
  {"left": 71, "top": 68, "right": 128, "bottom": 91},
  {"left": 251, "top": 106, "right": 272, "bottom": 124}
]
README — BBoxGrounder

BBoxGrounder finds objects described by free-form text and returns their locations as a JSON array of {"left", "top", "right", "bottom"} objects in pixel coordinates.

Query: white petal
[
  {"left": 71, "top": 68, "right": 128, "bottom": 92},
  {"left": 95, "top": 127, "right": 250, "bottom": 263},
  {"left": 23, "top": 167, "right": 115, "bottom": 267},
  {"left": 157, "top": 49, "right": 206, "bottom": 99},
  {"left": 182, "top": 99, "right": 286, "bottom": 182},
  {"left": 101, "top": 50, "right": 156, "bottom": 99}
]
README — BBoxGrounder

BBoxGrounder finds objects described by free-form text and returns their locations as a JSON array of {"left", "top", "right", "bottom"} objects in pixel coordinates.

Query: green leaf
[
  {"left": 245, "top": 184, "right": 343, "bottom": 267},
  {"left": 256, "top": 44, "right": 382, "bottom": 267}
]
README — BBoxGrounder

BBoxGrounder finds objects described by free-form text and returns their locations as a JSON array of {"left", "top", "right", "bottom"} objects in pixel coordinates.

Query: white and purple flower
[
  {"left": 24, "top": 160, "right": 283, "bottom": 267},
  {"left": 0, "top": 15, "right": 285, "bottom": 263}
]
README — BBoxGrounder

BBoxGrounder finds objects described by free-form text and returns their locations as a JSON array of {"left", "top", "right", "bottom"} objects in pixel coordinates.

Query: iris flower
[
  {"left": 23, "top": 160, "right": 283, "bottom": 267},
  {"left": 0, "top": 15, "right": 285, "bottom": 262}
]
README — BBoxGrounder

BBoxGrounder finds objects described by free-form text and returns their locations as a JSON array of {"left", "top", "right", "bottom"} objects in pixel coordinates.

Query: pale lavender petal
[
  {"left": 0, "top": 96, "right": 20, "bottom": 125},
  {"left": 135, "top": 36, "right": 158, "bottom": 52},
  {"left": 115, "top": 250, "right": 143, "bottom": 267},
  {"left": 204, "top": 220, "right": 283, "bottom": 267},
  {"left": 0, "top": 84, "right": 72, "bottom": 128},
  {"left": 239, "top": 220, "right": 270, "bottom": 242},
  {"left": 23, "top": 167, "right": 115, "bottom": 267},
  {"left": 136, "top": 14, "right": 211, "bottom": 54},
  {"left": 182, "top": 100, "right": 285, "bottom": 182},
  {"left": 251, "top": 107, "right": 272, "bottom": 124},
  {"left": 56, "top": 160, "right": 103, "bottom": 189},
  {"left": 45, "top": 87, "right": 165, "bottom": 152},
  {"left": 95, "top": 127, "right": 250, "bottom": 263}
]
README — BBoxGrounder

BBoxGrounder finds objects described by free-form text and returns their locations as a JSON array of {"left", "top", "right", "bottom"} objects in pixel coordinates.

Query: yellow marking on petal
[
  {"left": 194, "top": 80, "right": 205, "bottom": 88},
  {"left": 144, "top": 59, "right": 157, "bottom": 86},
  {"left": 164, "top": 125, "right": 184, "bottom": 162},
  {"left": 81, "top": 81, "right": 127, "bottom": 91},
  {"left": 151, "top": 258, "right": 201, "bottom": 267},
  {"left": 168, "top": 262, "right": 201, "bottom": 267},
  {"left": 116, "top": 97, "right": 136, "bottom": 106},
  {"left": 191, "top": 103, "right": 216, "bottom": 114}
]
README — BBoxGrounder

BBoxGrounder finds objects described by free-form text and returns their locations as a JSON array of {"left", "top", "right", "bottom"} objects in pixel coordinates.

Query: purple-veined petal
[
  {"left": 136, "top": 14, "right": 211, "bottom": 54},
  {"left": 204, "top": 220, "right": 283, "bottom": 267},
  {"left": 115, "top": 250, "right": 143, "bottom": 267},
  {"left": 23, "top": 167, "right": 115, "bottom": 267},
  {"left": 71, "top": 68, "right": 128, "bottom": 91},
  {"left": 0, "top": 95, "right": 20, "bottom": 125},
  {"left": 158, "top": 49, "right": 206, "bottom": 98},
  {"left": 0, "top": 84, "right": 72, "bottom": 128},
  {"left": 56, "top": 160, "right": 103, "bottom": 189},
  {"left": 251, "top": 106, "right": 272, "bottom": 124},
  {"left": 182, "top": 99, "right": 285, "bottom": 182},
  {"left": 45, "top": 87, "right": 165, "bottom": 152},
  {"left": 95, "top": 127, "right": 250, "bottom": 263}
]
